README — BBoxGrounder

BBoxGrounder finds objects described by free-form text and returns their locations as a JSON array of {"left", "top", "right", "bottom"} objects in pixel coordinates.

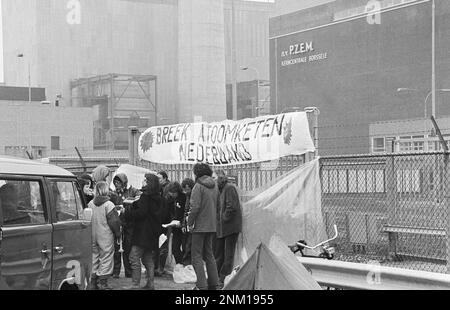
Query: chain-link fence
[
  {"left": 321, "top": 152, "right": 450, "bottom": 274},
  {"left": 137, "top": 152, "right": 450, "bottom": 274},
  {"left": 138, "top": 154, "right": 307, "bottom": 193}
]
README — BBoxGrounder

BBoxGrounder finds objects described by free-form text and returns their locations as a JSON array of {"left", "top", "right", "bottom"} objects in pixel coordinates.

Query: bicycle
[{"left": 289, "top": 225, "right": 340, "bottom": 290}]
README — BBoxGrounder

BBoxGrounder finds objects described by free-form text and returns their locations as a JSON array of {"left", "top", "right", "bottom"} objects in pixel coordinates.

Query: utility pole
[
  {"left": 432, "top": 0, "right": 436, "bottom": 118},
  {"left": 18, "top": 53, "right": 33, "bottom": 157},
  {"left": 231, "top": 0, "right": 238, "bottom": 120}
]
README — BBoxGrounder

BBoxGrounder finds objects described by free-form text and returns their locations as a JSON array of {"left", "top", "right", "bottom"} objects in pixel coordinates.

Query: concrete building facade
[
  {"left": 0, "top": 104, "right": 93, "bottom": 158},
  {"left": 178, "top": 0, "right": 227, "bottom": 123},
  {"left": 270, "top": 0, "right": 450, "bottom": 155},
  {"left": 1, "top": 0, "right": 179, "bottom": 124},
  {"left": 1, "top": 0, "right": 275, "bottom": 125}
]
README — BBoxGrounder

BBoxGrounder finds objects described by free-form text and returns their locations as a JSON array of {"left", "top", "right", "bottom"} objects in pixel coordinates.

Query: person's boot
[
  {"left": 90, "top": 275, "right": 99, "bottom": 290},
  {"left": 124, "top": 268, "right": 141, "bottom": 290},
  {"left": 142, "top": 267, "right": 155, "bottom": 290},
  {"left": 98, "top": 277, "right": 113, "bottom": 290}
]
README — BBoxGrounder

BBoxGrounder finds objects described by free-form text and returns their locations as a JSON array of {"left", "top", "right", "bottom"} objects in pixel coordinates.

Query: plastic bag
[
  {"left": 173, "top": 265, "right": 197, "bottom": 284},
  {"left": 173, "top": 264, "right": 186, "bottom": 284}
]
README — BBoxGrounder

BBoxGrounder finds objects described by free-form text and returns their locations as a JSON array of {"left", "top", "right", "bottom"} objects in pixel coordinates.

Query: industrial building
[
  {"left": 0, "top": 86, "right": 93, "bottom": 158},
  {"left": 0, "top": 0, "right": 275, "bottom": 152},
  {"left": 270, "top": 0, "right": 450, "bottom": 155}
]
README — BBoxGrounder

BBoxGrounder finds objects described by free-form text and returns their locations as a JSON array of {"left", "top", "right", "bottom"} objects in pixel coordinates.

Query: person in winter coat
[
  {"left": 187, "top": 163, "right": 220, "bottom": 290},
  {"left": 111, "top": 173, "right": 141, "bottom": 279},
  {"left": 89, "top": 182, "right": 121, "bottom": 290},
  {"left": 153, "top": 170, "right": 170, "bottom": 275},
  {"left": 158, "top": 182, "right": 186, "bottom": 272},
  {"left": 181, "top": 178, "right": 195, "bottom": 266},
  {"left": 214, "top": 170, "right": 242, "bottom": 286},
  {"left": 123, "top": 173, "right": 162, "bottom": 290}
]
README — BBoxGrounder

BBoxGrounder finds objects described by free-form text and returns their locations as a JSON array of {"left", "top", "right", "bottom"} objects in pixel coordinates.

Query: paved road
[{"left": 109, "top": 271, "right": 194, "bottom": 290}]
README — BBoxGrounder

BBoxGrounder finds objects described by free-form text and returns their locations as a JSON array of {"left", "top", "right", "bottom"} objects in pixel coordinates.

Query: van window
[
  {"left": 49, "top": 181, "right": 81, "bottom": 222},
  {"left": 0, "top": 179, "right": 46, "bottom": 226}
]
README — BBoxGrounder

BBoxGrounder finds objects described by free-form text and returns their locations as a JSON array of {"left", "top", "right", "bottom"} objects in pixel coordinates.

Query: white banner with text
[{"left": 138, "top": 112, "right": 315, "bottom": 166}]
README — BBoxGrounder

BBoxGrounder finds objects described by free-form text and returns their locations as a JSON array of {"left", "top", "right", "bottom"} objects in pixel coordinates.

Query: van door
[
  {"left": 46, "top": 178, "right": 91, "bottom": 290},
  {"left": 0, "top": 177, "right": 52, "bottom": 290}
]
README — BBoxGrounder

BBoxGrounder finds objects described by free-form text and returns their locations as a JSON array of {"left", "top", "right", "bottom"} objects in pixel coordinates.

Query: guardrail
[{"left": 297, "top": 257, "right": 450, "bottom": 290}]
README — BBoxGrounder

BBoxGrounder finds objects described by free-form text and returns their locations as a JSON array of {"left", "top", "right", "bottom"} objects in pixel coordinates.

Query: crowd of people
[{"left": 78, "top": 163, "right": 243, "bottom": 291}]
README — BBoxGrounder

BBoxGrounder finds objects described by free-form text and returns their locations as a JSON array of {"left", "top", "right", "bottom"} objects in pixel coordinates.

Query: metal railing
[{"left": 298, "top": 257, "right": 450, "bottom": 290}]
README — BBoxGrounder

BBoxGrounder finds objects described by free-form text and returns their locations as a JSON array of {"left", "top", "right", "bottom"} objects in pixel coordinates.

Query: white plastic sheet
[{"left": 236, "top": 159, "right": 327, "bottom": 265}]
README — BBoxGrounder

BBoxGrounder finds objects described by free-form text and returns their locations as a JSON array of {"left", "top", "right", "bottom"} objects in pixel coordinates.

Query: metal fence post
[
  {"left": 386, "top": 155, "right": 398, "bottom": 257},
  {"left": 313, "top": 109, "right": 320, "bottom": 158},
  {"left": 128, "top": 126, "right": 139, "bottom": 166},
  {"left": 445, "top": 153, "right": 450, "bottom": 274},
  {"left": 304, "top": 107, "right": 320, "bottom": 159}
]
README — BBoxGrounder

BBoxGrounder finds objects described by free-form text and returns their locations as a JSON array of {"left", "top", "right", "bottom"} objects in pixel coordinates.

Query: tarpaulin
[
  {"left": 224, "top": 236, "right": 321, "bottom": 290},
  {"left": 236, "top": 159, "right": 326, "bottom": 265}
]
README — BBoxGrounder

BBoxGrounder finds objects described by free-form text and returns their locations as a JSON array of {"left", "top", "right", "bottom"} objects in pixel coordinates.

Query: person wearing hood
[
  {"left": 89, "top": 181, "right": 122, "bottom": 290},
  {"left": 214, "top": 170, "right": 242, "bottom": 287},
  {"left": 92, "top": 165, "right": 112, "bottom": 187},
  {"left": 187, "top": 163, "right": 220, "bottom": 290},
  {"left": 112, "top": 173, "right": 141, "bottom": 279},
  {"left": 123, "top": 173, "right": 163, "bottom": 290}
]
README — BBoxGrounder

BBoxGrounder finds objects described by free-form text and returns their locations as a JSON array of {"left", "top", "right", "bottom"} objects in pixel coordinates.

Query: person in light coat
[{"left": 89, "top": 182, "right": 121, "bottom": 290}]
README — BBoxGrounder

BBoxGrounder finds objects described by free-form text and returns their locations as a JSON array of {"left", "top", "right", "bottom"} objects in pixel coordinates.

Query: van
[{"left": 0, "top": 156, "right": 92, "bottom": 290}]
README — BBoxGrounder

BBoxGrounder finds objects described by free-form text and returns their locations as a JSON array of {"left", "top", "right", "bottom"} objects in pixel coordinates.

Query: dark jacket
[
  {"left": 124, "top": 193, "right": 162, "bottom": 250},
  {"left": 113, "top": 174, "right": 141, "bottom": 205},
  {"left": 187, "top": 176, "right": 219, "bottom": 233},
  {"left": 217, "top": 183, "right": 242, "bottom": 239},
  {"left": 113, "top": 173, "right": 141, "bottom": 232},
  {"left": 160, "top": 193, "right": 186, "bottom": 235}
]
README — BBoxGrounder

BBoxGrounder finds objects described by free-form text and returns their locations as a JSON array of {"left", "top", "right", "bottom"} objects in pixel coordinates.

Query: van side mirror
[{"left": 82, "top": 208, "right": 92, "bottom": 222}]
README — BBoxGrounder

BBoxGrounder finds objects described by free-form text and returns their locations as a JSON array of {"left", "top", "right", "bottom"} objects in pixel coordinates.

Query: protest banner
[{"left": 138, "top": 112, "right": 315, "bottom": 166}]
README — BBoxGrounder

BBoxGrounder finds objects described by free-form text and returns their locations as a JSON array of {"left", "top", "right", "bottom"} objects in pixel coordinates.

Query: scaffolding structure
[{"left": 70, "top": 74, "right": 157, "bottom": 150}]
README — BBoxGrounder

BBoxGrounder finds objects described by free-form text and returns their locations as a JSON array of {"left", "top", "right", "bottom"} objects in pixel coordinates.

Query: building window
[
  {"left": 372, "top": 138, "right": 385, "bottom": 153},
  {"left": 413, "top": 141, "right": 424, "bottom": 152},
  {"left": 385, "top": 137, "right": 396, "bottom": 153},
  {"left": 428, "top": 141, "right": 438, "bottom": 152},
  {"left": 399, "top": 141, "right": 412, "bottom": 152},
  {"left": 51, "top": 136, "right": 60, "bottom": 151}
]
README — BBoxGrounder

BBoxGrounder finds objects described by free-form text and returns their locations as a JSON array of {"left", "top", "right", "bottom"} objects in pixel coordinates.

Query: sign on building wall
[
  {"left": 139, "top": 112, "right": 315, "bottom": 166},
  {"left": 279, "top": 41, "right": 329, "bottom": 68}
]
